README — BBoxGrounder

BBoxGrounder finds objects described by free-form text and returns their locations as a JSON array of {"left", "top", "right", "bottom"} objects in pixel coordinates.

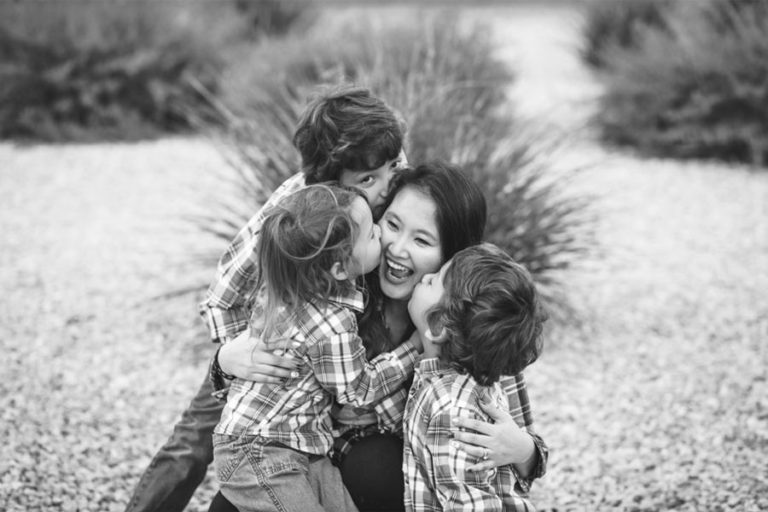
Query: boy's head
[
  {"left": 408, "top": 243, "right": 546, "bottom": 386},
  {"left": 293, "top": 84, "right": 406, "bottom": 218}
]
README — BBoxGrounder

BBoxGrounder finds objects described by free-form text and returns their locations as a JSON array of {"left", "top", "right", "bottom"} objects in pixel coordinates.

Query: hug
[{"left": 126, "top": 85, "right": 548, "bottom": 512}]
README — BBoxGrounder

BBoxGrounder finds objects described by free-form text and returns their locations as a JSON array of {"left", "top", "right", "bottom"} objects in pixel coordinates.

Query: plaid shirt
[
  {"left": 215, "top": 288, "right": 420, "bottom": 455},
  {"left": 403, "top": 359, "right": 539, "bottom": 512},
  {"left": 200, "top": 171, "right": 413, "bottom": 429},
  {"left": 199, "top": 172, "right": 306, "bottom": 344}
]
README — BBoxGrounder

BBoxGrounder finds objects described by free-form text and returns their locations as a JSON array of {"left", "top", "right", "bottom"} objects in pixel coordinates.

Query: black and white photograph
[{"left": 1, "top": 1, "right": 766, "bottom": 511}]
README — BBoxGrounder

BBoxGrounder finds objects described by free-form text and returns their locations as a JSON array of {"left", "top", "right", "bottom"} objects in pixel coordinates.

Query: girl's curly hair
[{"left": 256, "top": 184, "right": 364, "bottom": 339}]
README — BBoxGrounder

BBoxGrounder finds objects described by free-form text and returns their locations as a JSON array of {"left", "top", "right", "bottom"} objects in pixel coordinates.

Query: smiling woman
[
  {"left": 213, "top": 161, "right": 548, "bottom": 512},
  {"left": 378, "top": 186, "right": 443, "bottom": 302}
]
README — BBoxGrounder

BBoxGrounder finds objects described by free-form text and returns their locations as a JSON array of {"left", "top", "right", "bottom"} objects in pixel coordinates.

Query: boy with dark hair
[
  {"left": 126, "top": 84, "right": 407, "bottom": 512},
  {"left": 404, "top": 243, "right": 546, "bottom": 512}
]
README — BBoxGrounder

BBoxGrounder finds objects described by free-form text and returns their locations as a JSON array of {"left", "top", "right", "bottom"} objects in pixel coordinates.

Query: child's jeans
[{"left": 213, "top": 434, "right": 359, "bottom": 512}]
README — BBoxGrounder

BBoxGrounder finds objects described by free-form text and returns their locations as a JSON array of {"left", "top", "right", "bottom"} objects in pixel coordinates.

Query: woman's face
[{"left": 378, "top": 186, "right": 444, "bottom": 301}]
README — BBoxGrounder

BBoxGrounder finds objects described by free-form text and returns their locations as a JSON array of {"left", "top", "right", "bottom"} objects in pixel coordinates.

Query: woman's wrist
[
  {"left": 512, "top": 433, "right": 538, "bottom": 476},
  {"left": 212, "top": 345, "right": 236, "bottom": 381}
]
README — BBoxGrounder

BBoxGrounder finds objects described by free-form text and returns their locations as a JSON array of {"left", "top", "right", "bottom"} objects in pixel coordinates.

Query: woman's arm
[
  {"left": 217, "top": 329, "right": 301, "bottom": 383},
  {"left": 451, "top": 374, "right": 548, "bottom": 490}
]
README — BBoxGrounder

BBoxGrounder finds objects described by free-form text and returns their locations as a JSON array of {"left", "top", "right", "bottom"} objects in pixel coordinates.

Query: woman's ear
[{"left": 330, "top": 261, "right": 349, "bottom": 282}]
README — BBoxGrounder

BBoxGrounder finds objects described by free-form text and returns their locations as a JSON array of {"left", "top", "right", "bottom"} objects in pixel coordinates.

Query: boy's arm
[
  {"left": 199, "top": 173, "right": 306, "bottom": 343},
  {"left": 308, "top": 330, "right": 419, "bottom": 408},
  {"left": 427, "top": 407, "right": 534, "bottom": 512},
  {"left": 499, "top": 373, "right": 549, "bottom": 485}
]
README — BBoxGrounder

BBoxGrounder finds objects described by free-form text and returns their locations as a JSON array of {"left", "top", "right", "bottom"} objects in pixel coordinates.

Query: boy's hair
[
  {"left": 384, "top": 161, "right": 486, "bottom": 261},
  {"left": 293, "top": 84, "right": 405, "bottom": 184},
  {"left": 256, "top": 184, "right": 364, "bottom": 338},
  {"left": 426, "top": 243, "right": 546, "bottom": 385}
]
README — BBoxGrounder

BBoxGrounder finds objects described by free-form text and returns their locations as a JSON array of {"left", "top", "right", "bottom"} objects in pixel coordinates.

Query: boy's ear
[
  {"left": 425, "top": 326, "right": 448, "bottom": 345},
  {"left": 330, "top": 261, "right": 349, "bottom": 282}
]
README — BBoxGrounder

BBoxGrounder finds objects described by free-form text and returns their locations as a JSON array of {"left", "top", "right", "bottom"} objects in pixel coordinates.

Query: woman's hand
[
  {"left": 218, "top": 330, "right": 300, "bottom": 384},
  {"left": 452, "top": 395, "right": 536, "bottom": 473}
]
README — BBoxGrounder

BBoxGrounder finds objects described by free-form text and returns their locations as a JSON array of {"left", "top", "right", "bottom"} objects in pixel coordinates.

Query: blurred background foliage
[
  {"left": 6, "top": 0, "right": 766, "bottom": 314},
  {"left": 0, "top": 0, "right": 312, "bottom": 141},
  {"left": 196, "top": 11, "right": 593, "bottom": 319},
  {"left": 582, "top": 0, "right": 768, "bottom": 166}
]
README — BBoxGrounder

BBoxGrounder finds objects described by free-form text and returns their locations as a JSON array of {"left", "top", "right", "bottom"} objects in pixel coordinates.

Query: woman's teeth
[{"left": 386, "top": 259, "right": 412, "bottom": 279}]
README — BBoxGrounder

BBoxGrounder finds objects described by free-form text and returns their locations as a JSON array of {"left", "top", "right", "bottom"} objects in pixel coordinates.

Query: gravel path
[{"left": 2, "top": 4, "right": 767, "bottom": 512}]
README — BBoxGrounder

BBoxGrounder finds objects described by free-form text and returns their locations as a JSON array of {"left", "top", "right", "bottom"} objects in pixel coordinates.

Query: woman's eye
[
  {"left": 415, "top": 237, "right": 430, "bottom": 247},
  {"left": 386, "top": 220, "right": 398, "bottom": 231},
  {"left": 359, "top": 176, "right": 374, "bottom": 186}
]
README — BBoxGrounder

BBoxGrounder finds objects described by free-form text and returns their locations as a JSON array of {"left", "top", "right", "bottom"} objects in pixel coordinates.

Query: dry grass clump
[
  {"left": 586, "top": 0, "right": 768, "bottom": 166},
  {"left": 0, "top": 1, "right": 311, "bottom": 142},
  {"left": 200, "top": 12, "right": 593, "bottom": 318}
]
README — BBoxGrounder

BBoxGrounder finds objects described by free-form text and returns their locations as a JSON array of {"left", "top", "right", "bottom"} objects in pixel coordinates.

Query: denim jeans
[
  {"left": 213, "top": 434, "right": 359, "bottom": 512},
  {"left": 125, "top": 374, "right": 222, "bottom": 512}
]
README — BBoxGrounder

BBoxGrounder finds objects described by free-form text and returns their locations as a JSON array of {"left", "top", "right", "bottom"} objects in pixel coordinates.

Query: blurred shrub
[
  {"left": 594, "top": 0, "right": 768, "bottom": 166},
  {"left": 0, "top": 0, "right": 311, "bottom": 142},
  {"left": 198, "top": 12, "right": 594, "bottom": 318},
  {"left": 580, "top": 0, "right": 673, "bottom": 70}
]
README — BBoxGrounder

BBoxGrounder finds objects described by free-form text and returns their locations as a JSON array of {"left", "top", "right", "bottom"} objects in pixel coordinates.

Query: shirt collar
[
  {"left": 328, "top": 286, "right": 365, "bottom": 314},
  {"left": 418, "top": 357, "right": 455, "bottom": 376}
]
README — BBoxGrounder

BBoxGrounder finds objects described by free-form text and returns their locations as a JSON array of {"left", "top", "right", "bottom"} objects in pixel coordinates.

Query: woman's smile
[
  {"left": 377, "top": 186, "right": 443, "bottom": 301},
  {"left": 383, "top": 256, "right": 413, "bottom": 281}
]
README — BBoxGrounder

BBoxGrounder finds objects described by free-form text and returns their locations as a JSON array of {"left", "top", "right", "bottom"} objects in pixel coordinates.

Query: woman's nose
[{"left": 387, "top": 233, "right": 408, "bottom": 257}]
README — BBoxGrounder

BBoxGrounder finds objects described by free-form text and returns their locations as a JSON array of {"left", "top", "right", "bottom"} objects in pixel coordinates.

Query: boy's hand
[{"left": 219, "top": 330, "right": 300, "bottom": 384}]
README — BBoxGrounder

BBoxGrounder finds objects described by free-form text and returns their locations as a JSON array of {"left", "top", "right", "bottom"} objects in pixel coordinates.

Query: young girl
[
  {"left": 404, "top": 243, "right": 546, "bottom": 512},
  {"left": 213, "top": 184, "right": 421, "bottom": 512}
]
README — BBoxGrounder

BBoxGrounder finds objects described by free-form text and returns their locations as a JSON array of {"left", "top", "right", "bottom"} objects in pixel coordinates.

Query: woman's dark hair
[
  {"left": 293, "top": 84, "right": 405, "bottom": 184},
  {"left": 384, "top": 160, "right": 487, "bottom": 261},
  {"left": 426, "top": 243, "right": 546, "bottom": 385},
  {"left": 359, "top": 160, "right": 487, "bottom": 358}
]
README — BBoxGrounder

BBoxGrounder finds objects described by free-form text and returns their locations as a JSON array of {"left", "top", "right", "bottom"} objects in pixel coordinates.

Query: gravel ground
[{"left": 2, "top": 5, "right": 767, "bottom": 512}]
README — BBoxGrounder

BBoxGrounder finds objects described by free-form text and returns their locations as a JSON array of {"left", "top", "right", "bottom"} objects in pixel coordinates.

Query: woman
[{"left": 213, "top": 161, "right": 548, "bottom": 511}]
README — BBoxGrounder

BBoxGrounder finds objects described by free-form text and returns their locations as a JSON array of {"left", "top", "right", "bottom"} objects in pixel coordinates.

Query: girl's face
[
  {"left": 407, "top": 260, "right": 450, "bottom": 338},
  {"left": 347, "top": 196, "right": 382, "bottom": 279},
  {"left": 378, "top": 186, "right": 443, "bottom": 301}
]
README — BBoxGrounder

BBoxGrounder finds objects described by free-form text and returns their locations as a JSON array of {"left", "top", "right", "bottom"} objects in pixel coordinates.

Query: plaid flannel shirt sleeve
[
  {"left": 427, "top": 406, "right": 535, "bottom": 512},
  {"left": 372, "top": 387, "right": 409, "bottom": 433},
  {"left": 199, "top": 173, "right": 305, "bottom": 344},
  {"left": 309, "top": 330, "right": 419, "bottom": 408},
  {"left": 500, "top": 373, "right": 549, "bottom": 490}
]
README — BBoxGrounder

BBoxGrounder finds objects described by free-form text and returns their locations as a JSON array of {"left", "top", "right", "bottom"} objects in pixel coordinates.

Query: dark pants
[
  {"left": 208, "top": 433, "right": 405, "bottom": 512},
  {"left": 126, "top": 375, "right": 223, "bottom": 512},
  {"left": 127, "top": 373, "right": 405, "bottom": 512},
  {"left": 339, "top": 433, "right": 405, "bottom": 512}
]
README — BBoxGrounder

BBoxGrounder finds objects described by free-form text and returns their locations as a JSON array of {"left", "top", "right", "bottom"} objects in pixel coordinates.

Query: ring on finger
[{"left": 482, "top": 448, "right": 489, "bottom": 461}]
